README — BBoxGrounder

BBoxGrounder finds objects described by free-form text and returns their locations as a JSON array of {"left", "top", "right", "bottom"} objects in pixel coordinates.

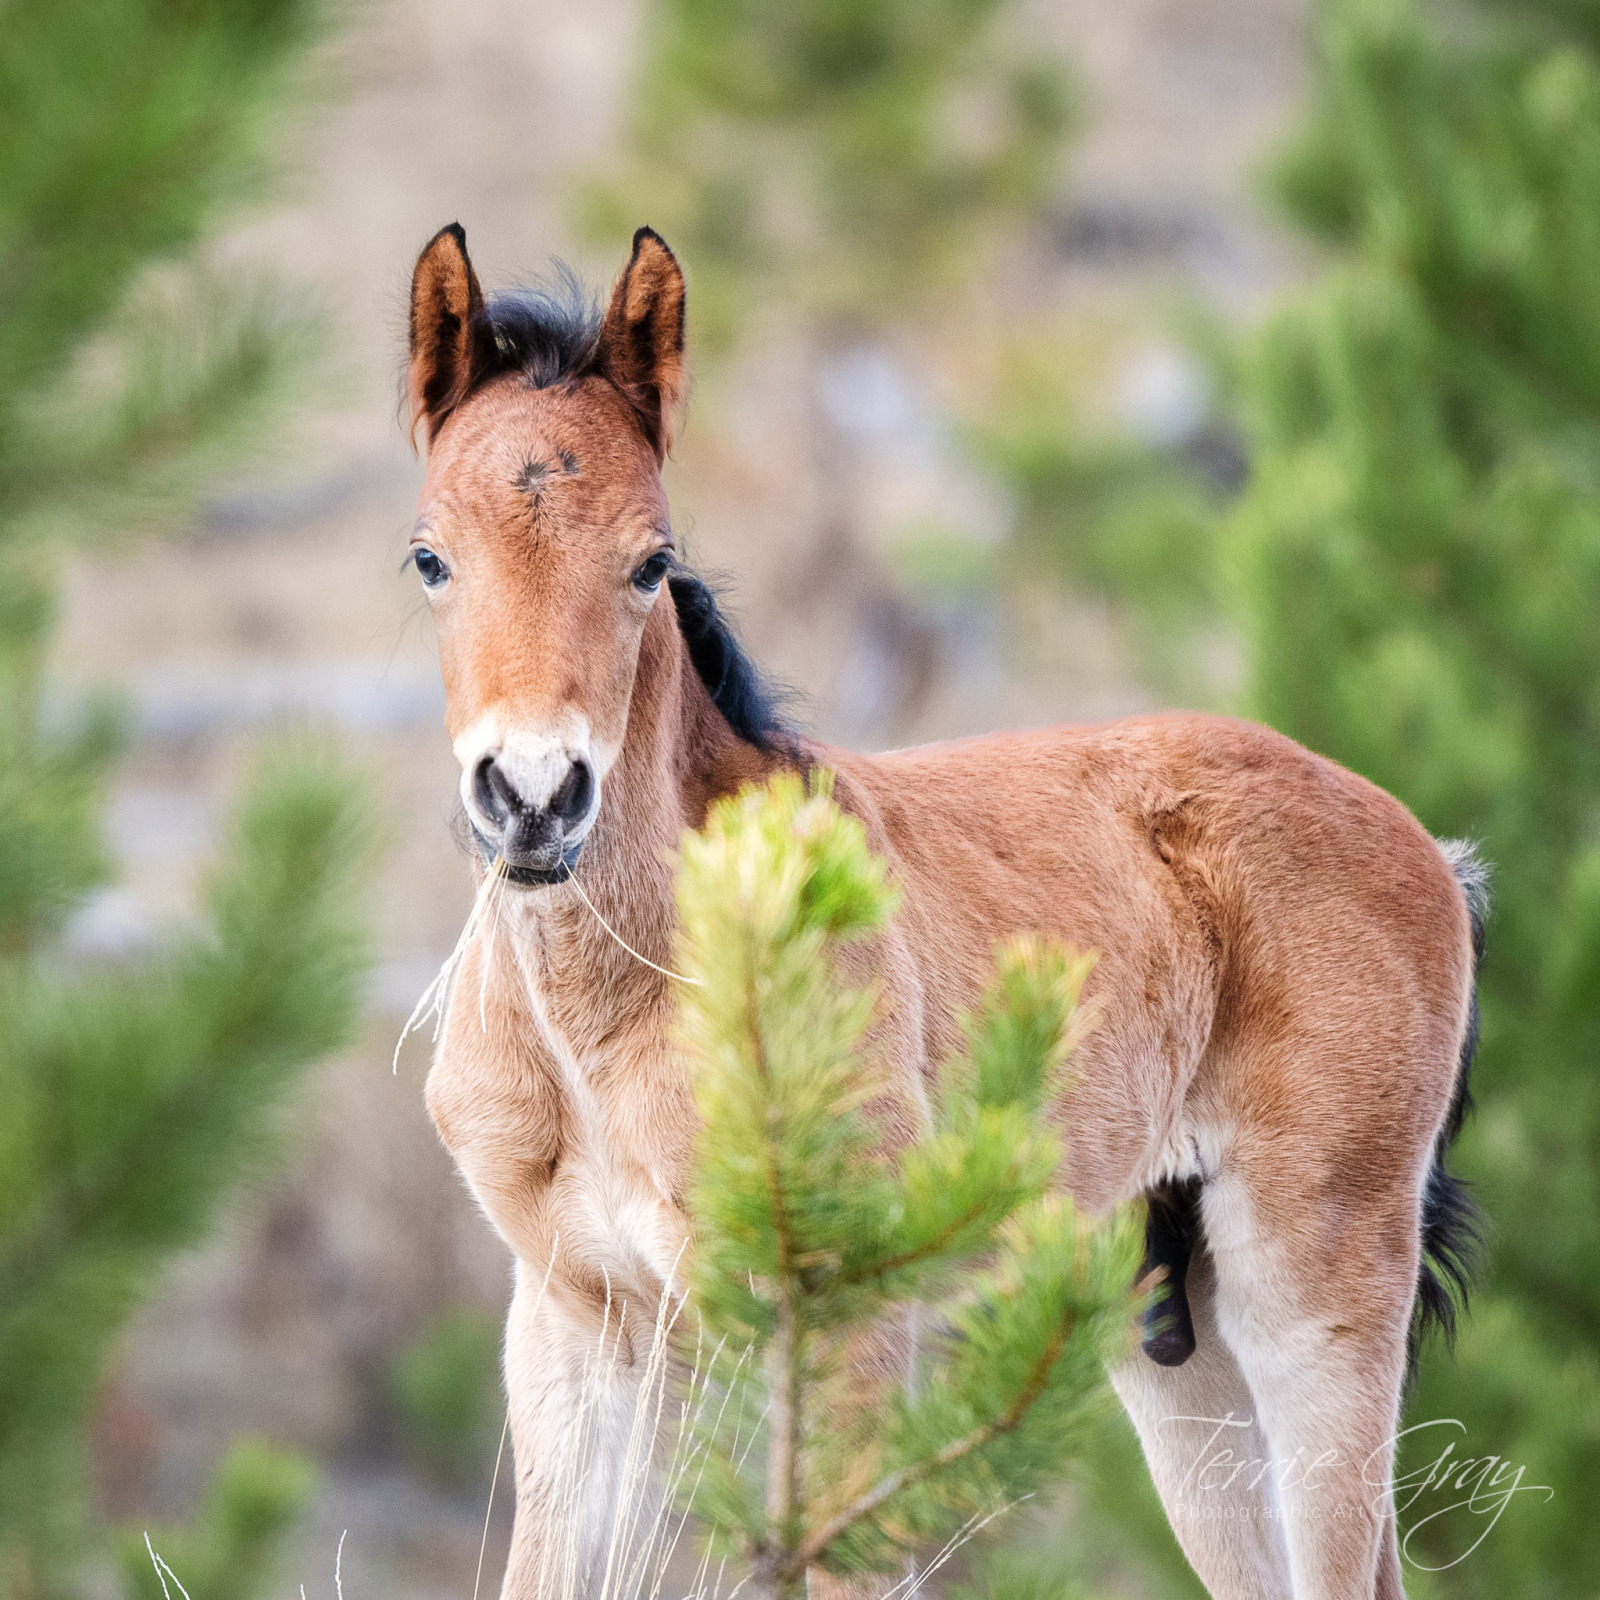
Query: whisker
[
  {"left": 560, "top": 862, "right": 703, "bottom": 986},
  {"left": 480, "top": 858, "right": 511, "bottom": 1033}
]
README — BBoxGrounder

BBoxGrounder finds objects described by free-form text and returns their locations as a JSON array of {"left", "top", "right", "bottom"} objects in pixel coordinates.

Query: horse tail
[{"left": 1411, "top": 840, "right": 1489, "bottom": 1373}]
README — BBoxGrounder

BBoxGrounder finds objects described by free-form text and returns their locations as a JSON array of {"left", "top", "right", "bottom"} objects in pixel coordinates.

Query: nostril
[
  {"left": 473, "top": 755, "right": 524, "bottom": 827},
  {"left": 549, "top": 756, "right": 594, "bottom": 828},
  {"left": 472, "top": 756, "right": 503, "bottom": 825}
]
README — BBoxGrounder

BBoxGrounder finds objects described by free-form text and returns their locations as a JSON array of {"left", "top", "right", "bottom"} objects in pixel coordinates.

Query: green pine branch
[
  {"left": 0, "top": 743, "right": 372, "bottom": 1531},
  {"left": 673, "top": 776, "right": 1139, "bottom": 1599},
  {"left": 0, "top": 0, "right": 328, "bottom": 434},
  {"left": 7, "top": 262, "right": 328, "bottom": 540},
  {"left": 0, "top": 3, "right": 360, "bottom": 1595}
]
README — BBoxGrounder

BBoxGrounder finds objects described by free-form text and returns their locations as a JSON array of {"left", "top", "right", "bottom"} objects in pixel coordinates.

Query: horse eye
[
  {"left": 632, "top": 551, "right": 672, "bottom": 592},
  {"left": 412, "top": 547, "right": 449, "bottom": 589}
]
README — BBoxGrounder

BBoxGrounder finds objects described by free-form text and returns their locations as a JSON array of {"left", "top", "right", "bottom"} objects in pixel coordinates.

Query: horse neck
[{"left": 502, "top": 602, "right": 781, "bottom": 1046}]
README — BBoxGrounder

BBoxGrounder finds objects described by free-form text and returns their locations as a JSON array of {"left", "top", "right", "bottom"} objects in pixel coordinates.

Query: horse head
[{"left": 405, "top": 224, "right": 689, "bottom": 885}]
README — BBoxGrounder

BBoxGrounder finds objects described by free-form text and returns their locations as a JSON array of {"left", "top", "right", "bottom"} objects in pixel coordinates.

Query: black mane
[
  {"left": 667, "top": 572, "right": 793, "bottom": 753},
  {"left": 478, "top": 265, "right": 603, "bottom": 389}
]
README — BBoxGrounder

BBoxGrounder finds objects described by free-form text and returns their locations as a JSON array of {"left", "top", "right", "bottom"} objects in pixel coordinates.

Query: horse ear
[
  {"left": 408, "top": 223, "right": 491, "bottom": 450},
  {"left": 596, "top": 228, "right": 687, "bottom": 460}
]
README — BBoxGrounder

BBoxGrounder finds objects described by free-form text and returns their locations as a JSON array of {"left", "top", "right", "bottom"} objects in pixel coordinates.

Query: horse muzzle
[{"left": 469, "top": 750, "right": 595, "bottom": 886}]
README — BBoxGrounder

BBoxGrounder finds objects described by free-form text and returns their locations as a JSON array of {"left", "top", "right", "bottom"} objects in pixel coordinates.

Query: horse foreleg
[{"left": 499, "top": 1261, "right": 657, "bottom": 1600}]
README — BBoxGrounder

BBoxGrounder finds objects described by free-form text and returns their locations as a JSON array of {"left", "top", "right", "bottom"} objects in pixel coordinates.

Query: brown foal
[{"left": 404, "top": 223, "right": 1482, "bottom": 1600}]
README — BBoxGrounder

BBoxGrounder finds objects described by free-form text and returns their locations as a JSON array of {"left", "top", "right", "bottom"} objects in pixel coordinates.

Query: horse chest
[{"left": 522, "top": 981, "right": 688, "bottom": 1294}]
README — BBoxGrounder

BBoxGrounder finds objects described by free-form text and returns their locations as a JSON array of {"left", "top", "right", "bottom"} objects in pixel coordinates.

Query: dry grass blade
[{"left": 393, "top": 856, "right": 508, "bottom": 1072}]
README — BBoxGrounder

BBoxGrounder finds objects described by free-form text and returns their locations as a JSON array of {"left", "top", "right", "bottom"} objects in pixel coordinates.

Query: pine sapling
[{"left": 673, "top": 775, "right": 1140, "bottom": 1600}]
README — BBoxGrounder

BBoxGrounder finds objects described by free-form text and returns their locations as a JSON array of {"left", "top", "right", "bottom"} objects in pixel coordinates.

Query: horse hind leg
[
  {"left": 1202, "top": 1162, "right": 1417, "bottom": 1600},
  {"left": 1111, "top": 1243, "right": 1295, "bottom": 1598}
]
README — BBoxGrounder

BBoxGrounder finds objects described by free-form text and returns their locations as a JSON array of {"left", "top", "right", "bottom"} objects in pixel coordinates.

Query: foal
[{"left": 406, "top": 223, "right": 1481, "bottom": 1600}]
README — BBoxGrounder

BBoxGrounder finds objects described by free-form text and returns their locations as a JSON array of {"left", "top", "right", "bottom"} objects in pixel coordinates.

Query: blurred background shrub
[
  {"left": 115, "top": 1436, "right": 317, "bottom": 1600},
  {"left": 1220, "top": 3, "right": 1600, "bottom": 1590},
  {"left": 387, "top": 1303, "right": 504, "bottom": 1494},
  {"left": 587, "top": 0, "right": 1077, "bottom": 341},
  {"left": 0, "top": 0, "right": 371, "bottom": 1596}
]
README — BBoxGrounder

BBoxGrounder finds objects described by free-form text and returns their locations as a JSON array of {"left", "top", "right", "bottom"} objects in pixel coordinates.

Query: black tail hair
[
  {"left": 1140, "top": 1177, "right": 1203, "bottom": 1367},
  {"left": 1411, "top": 841, "right": 1490, "bottom": 1375}
]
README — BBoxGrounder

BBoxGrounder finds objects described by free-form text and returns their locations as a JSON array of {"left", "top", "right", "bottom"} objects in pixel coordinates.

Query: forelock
[{"left": 479, "top": 264, "right": 603, "bottom": 391}]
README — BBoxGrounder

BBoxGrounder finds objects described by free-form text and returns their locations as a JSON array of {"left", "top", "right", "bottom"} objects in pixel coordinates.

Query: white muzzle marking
[{"left": 454, "top": 708, "right": 602, "bottom": 840}]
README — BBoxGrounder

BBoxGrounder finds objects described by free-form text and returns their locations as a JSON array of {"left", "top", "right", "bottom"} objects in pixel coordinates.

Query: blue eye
[{"left": 412, "top": 547, "right": 449, "bottom": 588}]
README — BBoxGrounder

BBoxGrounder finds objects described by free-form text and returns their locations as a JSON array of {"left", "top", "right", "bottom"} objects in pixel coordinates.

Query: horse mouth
[
  {"left": 503, "top": 845, "right": 583, "bottom": 887},
  {"left": 471, "top": 826, "right": 584, "bottom": 888}
]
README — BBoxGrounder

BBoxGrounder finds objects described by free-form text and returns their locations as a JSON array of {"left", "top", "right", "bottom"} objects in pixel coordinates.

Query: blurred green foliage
[
  {"left": 388, "top": 1302, "right": 505, "bottom": 1493},
  {"left": 0, "top": 744, "right": 373, "bottom": 1579},
  {"left": 115, "top": 1436, "right": 316, "bottom": 1600},
  {"left": 949, "top": 1550, "right": 1095, "bottom": 1600},
  {"left": 590, "top": 0, "right": 1076, "bottom": 344},
  {"left": 673, "top": 775, "right": 1140, "bottom": 1598},
  {"left": 0, "top": 738, "right": 373, "bottom": 1598},
  {"left": 970, "top": 353, "right": 1230, "bottom": 695},
  {"left": 1227, "top": 5, "right": 1600, "bottom": 1589},
  {"left": 0, "top": 0, "right": 328, "bottom": 541},
  {"left": 979, "top": 0, "right": 1600, "bottom": 1591},
  {"left": 0, "top": 2, "right": 364, "bottom": 1596}
]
